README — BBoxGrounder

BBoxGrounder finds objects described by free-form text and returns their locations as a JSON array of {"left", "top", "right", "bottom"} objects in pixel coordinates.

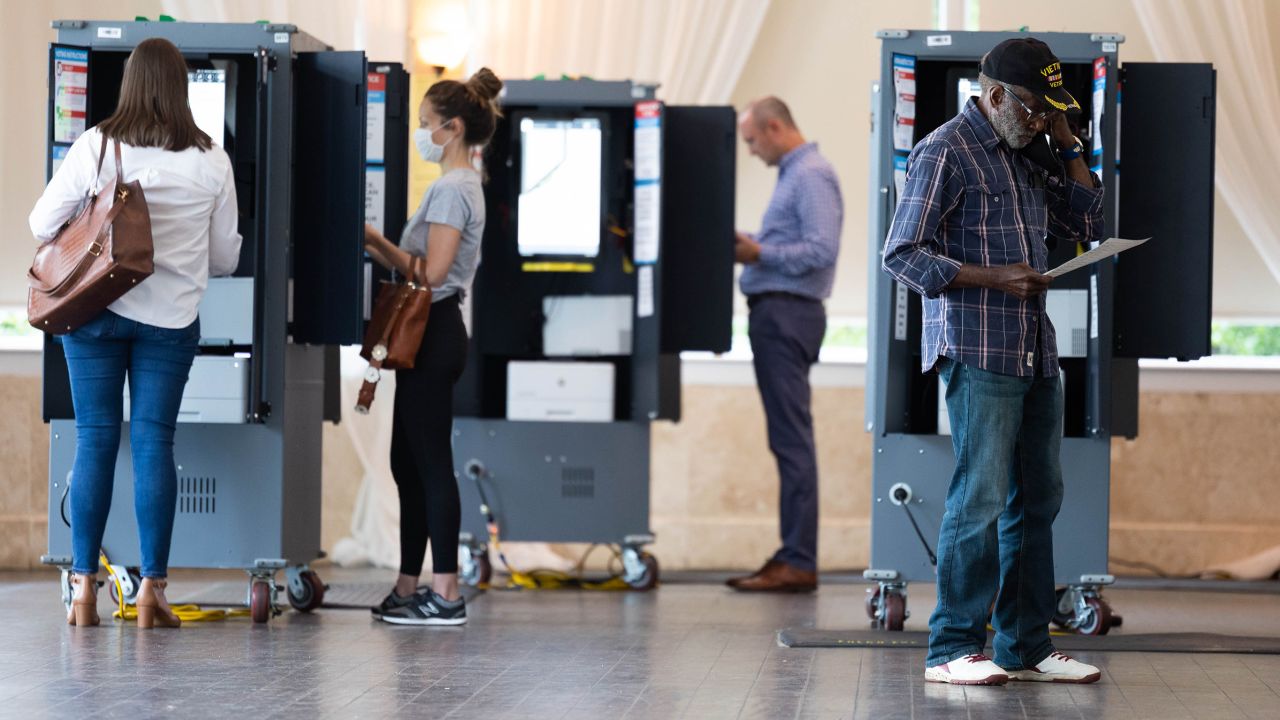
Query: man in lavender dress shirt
[{"left": 728, "top": 97, "right": 843, "bottom": 593}]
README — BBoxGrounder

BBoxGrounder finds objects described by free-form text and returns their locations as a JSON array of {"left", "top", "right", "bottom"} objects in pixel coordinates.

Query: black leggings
[{"left": 390, "top": 294, "right": 467, "bottom": 576}]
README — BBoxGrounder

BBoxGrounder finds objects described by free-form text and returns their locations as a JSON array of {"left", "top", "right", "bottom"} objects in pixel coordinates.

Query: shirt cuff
[
  {"left": 756, "top": 242, "right": 777, "bottom": 268},
  {"left": 1063, "top": 172, "right": 1104, "bottom": 215},
  {"left": 921, "top": 255, "right": 963, "bottom": 298}
]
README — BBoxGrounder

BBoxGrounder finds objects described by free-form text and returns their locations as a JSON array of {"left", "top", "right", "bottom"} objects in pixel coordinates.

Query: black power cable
[{"left": 894, "top": 487, "right": 937, "bottom": 566}]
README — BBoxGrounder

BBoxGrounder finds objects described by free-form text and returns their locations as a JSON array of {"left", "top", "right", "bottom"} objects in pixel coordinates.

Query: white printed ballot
[{"left": 1045, "top": 237, "right": 1150, "bottom": 278}]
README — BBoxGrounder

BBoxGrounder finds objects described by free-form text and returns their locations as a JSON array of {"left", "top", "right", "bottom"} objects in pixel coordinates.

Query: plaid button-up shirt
[{"left": 882, "top": 99, "right": 1104, "bottom": 377}]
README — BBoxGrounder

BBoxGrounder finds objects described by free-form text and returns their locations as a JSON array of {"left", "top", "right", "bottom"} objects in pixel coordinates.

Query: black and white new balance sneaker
[{"left": 371, "top": 589, "right": 467, "bottom": 626}]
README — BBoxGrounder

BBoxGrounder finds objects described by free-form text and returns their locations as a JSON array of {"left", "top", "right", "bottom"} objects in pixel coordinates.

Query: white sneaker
[
  {"left": 1005, "top": 651, "right": 1102, "bottom": 683},
  {"left": 924, "top": 654, "right": 1010, "bottom": 685}
]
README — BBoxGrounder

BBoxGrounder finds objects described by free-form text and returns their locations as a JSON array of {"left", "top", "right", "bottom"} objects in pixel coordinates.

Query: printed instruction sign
[
  {"left": 366, "top": 72, "right": 386, "bottom": 164},
  {"left": 53, "top": 47, "right": 89, "bottom": 144},
  {"left": 637, "top": 265, "right": 654, "bottom": 318},
  {"left": 891, "top": 53, "right": 917, "bottom": 152},
  {"left": 1090, "top": 57, "right": 1106, "bottom": 175},
  {"left": 365, "top": 166, "right": 386, "bottom": 235},
  {"left": 633, "top": 101, "right": 662, "bottom": 265}
]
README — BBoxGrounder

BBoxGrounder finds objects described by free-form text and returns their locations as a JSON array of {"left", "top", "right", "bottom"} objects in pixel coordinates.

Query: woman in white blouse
[{"left": 29, "top": 38, "right": 241, "bottom": 628}]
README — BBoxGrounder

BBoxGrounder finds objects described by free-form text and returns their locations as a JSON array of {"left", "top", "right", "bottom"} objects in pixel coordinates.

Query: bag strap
[
  {"left": 113, "top": 139, "right": 124, "bottom": 186},
  {"left": 96, "top": 136, "right": 109, "bottom": 185}
]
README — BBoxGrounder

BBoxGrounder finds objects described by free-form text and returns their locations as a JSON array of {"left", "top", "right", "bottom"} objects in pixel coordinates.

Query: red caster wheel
[
  {"left": 250, "top": 580, "right": 273, "bottom": 624},
  {"left": 883, "top": 592, "right": 907, "bottom": 632},
  {"left": 287, "top": 570, "right": 326, "bottom": 613},
  {"left": 1076, "top": 597, "right": 1114, "bottom": 636}
]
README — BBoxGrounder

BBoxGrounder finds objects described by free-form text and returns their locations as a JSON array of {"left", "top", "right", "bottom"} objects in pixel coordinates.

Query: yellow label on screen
[{"left": 521, "top": 262, "right": 595, "bottom": 273}]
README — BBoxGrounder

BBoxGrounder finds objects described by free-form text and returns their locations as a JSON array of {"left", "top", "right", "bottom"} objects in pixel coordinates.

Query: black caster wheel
[
  {"left": 1051, "top": 587, "right": 1074, "bottom": 628},
  {"left": 1076, "top": 597, "right": 1114, "bottom": 636},
  {"left": 250, "top": 580, "right": 273, "bottom": 624},
  {"left": 626, "top": 552, "right": 660, "bottom": 591},
  {"left": 287, "top": 570, "right": 326, "bottom": 613},
  {"left": 883, "top": 592, "right": 907, "bottom": 632}
]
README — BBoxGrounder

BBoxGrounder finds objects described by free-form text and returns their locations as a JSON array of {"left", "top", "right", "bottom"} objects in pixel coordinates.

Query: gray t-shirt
[{"left": 398, "top": 168, "right": 485, "bottom": 302}]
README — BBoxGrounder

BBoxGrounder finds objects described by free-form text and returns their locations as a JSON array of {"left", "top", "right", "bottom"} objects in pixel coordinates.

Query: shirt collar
[
  {"left": 779, "top": 142, "right": 817, "bottom": 171},
  {"left": 961, "top": 98, "right": 1002, "bottom": 152}
]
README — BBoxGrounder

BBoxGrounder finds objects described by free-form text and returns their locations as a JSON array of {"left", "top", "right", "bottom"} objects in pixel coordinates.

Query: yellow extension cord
[
  {"left": 99, "top": 550, "right": 251, "bottom": 622},
  {"left": 490, "top": 538, "right": 637, "bottom": 592}
]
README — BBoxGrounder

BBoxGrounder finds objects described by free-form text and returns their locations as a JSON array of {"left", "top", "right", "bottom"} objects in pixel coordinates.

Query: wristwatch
[{"left": 1059, "top": 135, "right": 1084, "bottom": 160}]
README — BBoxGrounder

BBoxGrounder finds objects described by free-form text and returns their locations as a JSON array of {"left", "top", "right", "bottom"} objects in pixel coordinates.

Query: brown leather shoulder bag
[
  {"left": 27, "top": 138, "right": 155, "bottom": 334},
  {"left": 356, "top": 255, "right": 433, "bottom": 413}
]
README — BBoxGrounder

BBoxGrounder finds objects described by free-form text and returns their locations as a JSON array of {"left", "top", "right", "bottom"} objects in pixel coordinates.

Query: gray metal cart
[
  {"left": 39, "top": 20, "right": 397, "bottom": 622},
  {"left": 864, "top": 29, "right": 1216, "bottom": 633},
  {"left": 450, "top": 81, "right": 737, "bottom": 589}
]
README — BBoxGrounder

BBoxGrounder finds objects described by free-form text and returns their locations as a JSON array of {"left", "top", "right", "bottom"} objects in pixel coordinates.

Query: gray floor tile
[{"left": 1, "top": 568, "right": 1278, "bottom": 720}]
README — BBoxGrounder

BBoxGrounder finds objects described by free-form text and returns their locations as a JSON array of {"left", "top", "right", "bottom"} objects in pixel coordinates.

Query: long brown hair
[{"left": 97, "top": 38, "right": 212, "bottom": 152}]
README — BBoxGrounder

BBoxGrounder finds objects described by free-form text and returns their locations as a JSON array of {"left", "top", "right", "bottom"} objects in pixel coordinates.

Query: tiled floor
[{"left": 1, "top": 567, "right": 1278, "bottom": 719}]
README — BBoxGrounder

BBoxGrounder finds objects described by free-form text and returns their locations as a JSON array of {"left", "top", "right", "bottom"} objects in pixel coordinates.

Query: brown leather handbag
[
  {"left": 27, "top": 138, "right": 154, "bottom": 334},
  {"left": 356, "top": 255, "right": 432, "bottom": 413}
]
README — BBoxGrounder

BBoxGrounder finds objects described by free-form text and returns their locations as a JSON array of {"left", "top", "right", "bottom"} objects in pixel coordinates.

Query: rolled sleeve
[
  {"left": 881, "top": 142, "right": 964, "bottom": 298},
  {"left": 1047, "top": 172, "right": 1105, "bottom": 244}
]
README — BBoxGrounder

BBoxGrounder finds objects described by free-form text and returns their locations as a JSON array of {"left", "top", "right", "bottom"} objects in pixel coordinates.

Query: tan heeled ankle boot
[
  {"left": 67, "top": 574, "right": 100, "bottom": 627},
  {"left": 136, "top": 578, "right": 181, "bottom": 629}
]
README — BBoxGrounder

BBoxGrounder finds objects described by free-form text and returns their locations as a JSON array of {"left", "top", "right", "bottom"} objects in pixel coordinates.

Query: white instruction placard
[
  {"left": 633, "top": 101, "right": 663, "bottom": 264},
  {"left": 365, "top": 166, "right": 386, "bottom": 235},
  {"left": 366, "top": 72, "right": 387, "bottom": 164},
  {"left": 637, "top": 265, "right": 654, "bottom": 318},
  {"left": 891, "top": 54, "right": 917, "bottom": 152},
  {"left": 53, "top": 47, "right": 89, "bottom": 144}
]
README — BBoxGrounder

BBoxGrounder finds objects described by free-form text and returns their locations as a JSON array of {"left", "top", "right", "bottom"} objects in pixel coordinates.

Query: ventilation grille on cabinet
[
  {"left": 178, "top": 476, "right": 217, "bottom": 514},
  {"left": 561, "top": 467, "right": 595, "bottom": 499}
]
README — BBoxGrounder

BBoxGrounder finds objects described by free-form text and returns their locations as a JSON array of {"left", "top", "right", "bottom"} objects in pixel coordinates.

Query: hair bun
[{"left": 467, "top": 67, "right": 504, "bottom": 102}]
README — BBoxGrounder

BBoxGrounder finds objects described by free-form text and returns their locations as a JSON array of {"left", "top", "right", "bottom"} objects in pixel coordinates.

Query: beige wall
[
  {"left": 0, "top": 2, "right": 164, "bottom": 309},
  {"left": 730, "top": 0, "right": 1280, "bottom": 318},
  {"left": 3, "top": 369, "right": 1278, "bottom": 578}
]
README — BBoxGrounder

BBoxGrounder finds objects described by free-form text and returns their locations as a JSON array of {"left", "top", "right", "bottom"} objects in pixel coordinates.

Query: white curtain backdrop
[
  {"left": 466, "top": 0, "right": 772, "bottom": 104},
  {"left": 1131, "top": 0, "right": 1280, "bottom": 285},
  {"left": 157, "top": 0, "right": 769, "bottom": 571},
  {"left": 160, "top": 0, "right": 409, "bottom": 64}
]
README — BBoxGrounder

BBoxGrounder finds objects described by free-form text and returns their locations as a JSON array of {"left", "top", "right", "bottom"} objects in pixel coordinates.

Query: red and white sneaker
[
  {"left": 924, "top": 654, "right": 1010, "bottom": 685},
  {"left": 1005, "top": 651, "right": 1102, "bottom": 683}
]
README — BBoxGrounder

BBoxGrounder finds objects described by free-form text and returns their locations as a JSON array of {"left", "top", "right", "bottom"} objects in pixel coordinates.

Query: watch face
[
  {"left": 371, "top": 344, "right": 388, "bottom": 361},
  {"left": 364, "top": 366, "right": 382, "bottom": 383}
]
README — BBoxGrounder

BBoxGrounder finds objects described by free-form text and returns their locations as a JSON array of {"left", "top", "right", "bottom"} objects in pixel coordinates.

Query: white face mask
[{"left": 414, "top": 121, "right": 455, "bottom": 163}]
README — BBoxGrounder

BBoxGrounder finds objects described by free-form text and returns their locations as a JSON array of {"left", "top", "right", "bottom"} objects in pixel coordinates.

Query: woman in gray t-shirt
[{"left": 362, "top": 67, "right": 503, "bottom": 626}]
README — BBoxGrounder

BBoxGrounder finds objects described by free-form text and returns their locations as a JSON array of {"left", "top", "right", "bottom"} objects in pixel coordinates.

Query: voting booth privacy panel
[
  {"left": 864, "top": 30, "right": 1215, "bottom": 633},
  {"left": 41, "top": 20, "right": 407, "bottom": 622},
  {"left": 449, "top": 81, "right": 736, "bottom": 589}
]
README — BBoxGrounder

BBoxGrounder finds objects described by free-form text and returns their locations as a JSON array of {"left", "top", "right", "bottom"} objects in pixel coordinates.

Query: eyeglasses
[{"left": 1000, "top": 83, "right": 1054, "bottom": 124}]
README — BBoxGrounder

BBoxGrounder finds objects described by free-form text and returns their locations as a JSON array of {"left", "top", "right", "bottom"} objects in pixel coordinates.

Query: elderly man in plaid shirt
[{"left": 882, "top": 38, "right": 1105, "bottom": 686}]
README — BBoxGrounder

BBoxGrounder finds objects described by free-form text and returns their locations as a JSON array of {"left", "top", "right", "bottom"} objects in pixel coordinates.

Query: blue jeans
[
  {"left": 748, "top": 293, "right": 827, "bottom": 572},
  {"left": 927, "top": 357, "right": 1064, "bottom": 670},
  {"left": 61, "top": 311, "right": 199, "bottom": 579}
]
